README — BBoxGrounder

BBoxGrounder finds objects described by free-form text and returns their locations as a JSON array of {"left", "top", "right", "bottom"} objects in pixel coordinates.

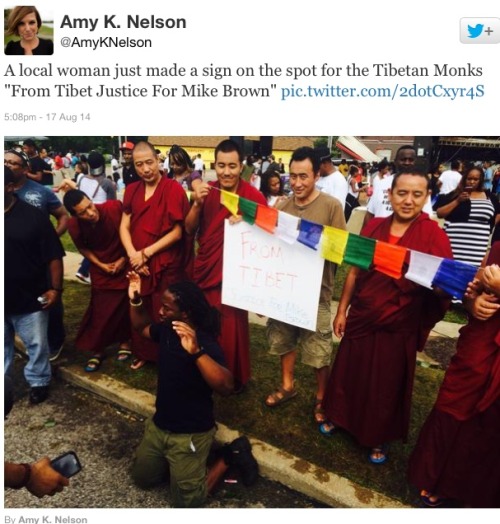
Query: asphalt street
[{"left": 4, "top": 355, "right": 329, "bottom": 511}]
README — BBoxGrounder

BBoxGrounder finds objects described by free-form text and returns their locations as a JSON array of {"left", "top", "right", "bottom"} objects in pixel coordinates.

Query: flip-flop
[
  {"left": 420, "top": 490, "right": 446, "bottom": 508},
  {"left": 319, "top": 421, "right": 336, "bottom": 436},
  {"left": 130, "top": 358, "right": 146, "bottom": 371},
  {"left": 369, "top": 445, "right": 388, "bottom": 464},
  {"left": 85, "top": 356, "right": 103, "bottom": 372},
  {"left": 265, "top": 386, "right": 297, "bottom": 407},
  {"left": 116, "top": 349, "right": 132, "bottom": 362}
]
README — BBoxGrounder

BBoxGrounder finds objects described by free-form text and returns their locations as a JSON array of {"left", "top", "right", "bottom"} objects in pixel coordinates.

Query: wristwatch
[{"left": 190, "top": 348, "right": 206, "bottom": 362}]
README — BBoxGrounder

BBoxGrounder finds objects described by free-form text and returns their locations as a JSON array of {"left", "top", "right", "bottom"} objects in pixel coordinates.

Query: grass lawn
[{"left": 61, "top": 279, "right": 454, "bottom": 507}]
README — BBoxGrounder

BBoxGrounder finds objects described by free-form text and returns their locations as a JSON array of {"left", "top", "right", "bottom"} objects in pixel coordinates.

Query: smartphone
[
  {"left": 50, "top": 451, "right": 82, "bottom": 478},
  {"left": 37, "top": 295, "right": 49, "bottom": 306}
]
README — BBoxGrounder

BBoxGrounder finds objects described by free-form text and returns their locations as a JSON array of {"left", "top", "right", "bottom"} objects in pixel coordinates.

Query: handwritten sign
[{"left": 222, "top": 220, "right": 324, "bottom": 330}]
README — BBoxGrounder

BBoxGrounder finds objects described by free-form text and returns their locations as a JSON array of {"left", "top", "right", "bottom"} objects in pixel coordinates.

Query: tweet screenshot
[{"left": 3, "top": 0, "right": 500, "bottom": 521}]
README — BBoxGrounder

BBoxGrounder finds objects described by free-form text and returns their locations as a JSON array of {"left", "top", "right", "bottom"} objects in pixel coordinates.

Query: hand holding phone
[{"left": 50, "top": 451, "right": 82, "bottom": 478}]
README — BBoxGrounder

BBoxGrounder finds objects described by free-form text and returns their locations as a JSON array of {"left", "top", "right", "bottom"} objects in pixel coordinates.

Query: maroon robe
[
  {"left": 193, "top": 180, "right": 267, "bottom": 385},
  {"left": 408, "top": 242, "right": 500, "bottom": 507},
  {"left": 123, "top": 177, "right": 190, "bottom": 362},
  {"left": 322, "top": 213, "right": 452, "bottom": 447},
  {"left": 68, "top": 201, "right": 131, "bottom": 352}
]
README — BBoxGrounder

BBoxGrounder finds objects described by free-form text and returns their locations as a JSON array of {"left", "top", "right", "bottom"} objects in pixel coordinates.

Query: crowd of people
[{"left": 4, "top": 137, "right": 500, "bottom": 508}]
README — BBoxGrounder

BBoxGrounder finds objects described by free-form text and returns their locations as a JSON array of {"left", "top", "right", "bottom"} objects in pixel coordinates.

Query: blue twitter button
[{"left": 460, "top": 18, "right": 500, "bottom": 44}]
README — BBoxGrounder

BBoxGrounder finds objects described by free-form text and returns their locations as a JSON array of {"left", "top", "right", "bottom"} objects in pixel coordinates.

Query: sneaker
[
  {"left": 29, "top": 386, "right": 50, "bottom": 405},
  {"left": 49, "top": 344, "right": 64, "bottom": 362},
  {"left": 224, "top": 436, "right": 259, "bottom": 486},
  {"left": 75, "top": 272, "right": 91, "bottom": 285}
]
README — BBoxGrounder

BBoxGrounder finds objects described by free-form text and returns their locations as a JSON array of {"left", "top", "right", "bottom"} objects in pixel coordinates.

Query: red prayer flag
[
  {"left": 255, "top": 205, "right": 278, "bottom": 234},
  {"left": 373, "top": 241, "right": 408, "bottom": 279}
]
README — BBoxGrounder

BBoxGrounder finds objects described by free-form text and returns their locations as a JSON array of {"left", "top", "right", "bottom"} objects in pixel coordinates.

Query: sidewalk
[{"left": 59, "top": 251, "right": 459, "bottom": 508}]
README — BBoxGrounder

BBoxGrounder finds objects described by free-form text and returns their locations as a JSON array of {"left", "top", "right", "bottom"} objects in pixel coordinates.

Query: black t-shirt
[
  {"left": 5, "top": 38, "right": 53, "bottom": 55},
  {"left": 149, "top": 323, "right": 226, "bottom": 433},
  {"left": 122, "top": 165, "right": 141, "bottom": 186},
  {"left": 29, "top": 155, "right": 53, "bottom": 185},
  {"left": 5, "top": 198, "right": 65, "bottom": 315}
]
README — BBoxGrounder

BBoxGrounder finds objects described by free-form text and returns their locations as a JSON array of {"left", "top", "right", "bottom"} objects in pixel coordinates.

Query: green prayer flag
[
  {"left": 239, "top": 197, "right": 258, "bottom": 225},
  {"left": 344, "top": 234, "right": 376, "bottom": 270}
]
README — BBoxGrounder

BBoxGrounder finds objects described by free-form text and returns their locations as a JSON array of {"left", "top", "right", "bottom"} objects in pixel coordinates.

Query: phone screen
[{"left": 50, "top": 451, "right": 82, "bottom": 478}]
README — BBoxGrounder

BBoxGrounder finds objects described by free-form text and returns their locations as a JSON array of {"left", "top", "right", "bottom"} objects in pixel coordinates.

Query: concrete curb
[{"left": 58, "top": 364, "right": 409, "bottom": 508}]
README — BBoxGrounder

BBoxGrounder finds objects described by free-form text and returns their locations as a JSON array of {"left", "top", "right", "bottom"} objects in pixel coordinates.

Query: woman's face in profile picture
[{"left": 17, "top": 11, "right": 38, "bottom": 41}]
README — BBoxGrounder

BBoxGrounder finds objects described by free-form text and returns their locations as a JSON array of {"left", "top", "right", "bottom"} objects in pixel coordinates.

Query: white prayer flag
[
  {"left": 275, "top": 211, "right": 300, "bottom": 245},
  {"left": 406, "top": 251, "right": 444, "bottom": 289}
]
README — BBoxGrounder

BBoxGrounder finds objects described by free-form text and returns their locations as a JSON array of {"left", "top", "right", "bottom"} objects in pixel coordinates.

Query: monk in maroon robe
[
  {"left": 64, "top": 191, "right": 131, "bottom": 370},
  {"left": 186, "top": 139, "right": 267, "bottom": 389},
  {"left": 408, "top": 241, "right": 500, "bottom": 508},
  {"left": 120, "top": 141, "right": 189, "bottom": 367},
  {"left": 321, "top": 170, "right": 452, "bottom": 463}
]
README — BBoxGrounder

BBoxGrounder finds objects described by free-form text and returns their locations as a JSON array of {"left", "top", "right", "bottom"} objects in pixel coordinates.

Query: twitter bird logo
[{"left": 468, "top": 24, "right": 484, "bottom": 38}]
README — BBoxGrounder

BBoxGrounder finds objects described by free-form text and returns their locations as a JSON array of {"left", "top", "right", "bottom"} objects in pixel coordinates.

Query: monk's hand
[
  {"left": 129, "top": 250, "right": 144, "bottom": 271},
  {"left": 99, "top": 262, "right": 116, "bottom": 275},
  {"left": 171, "top": 321, "right": 198, "bottom": 354},
  {"left": 228, "top": 215, "right": 242, "bottom": 225},
  {"left": 483, "top": 264, "right": 500, "bottom": 297},
  {"left": 193, "top": 182, "right": 211, "bottom": 206},
  {"left": 137, "top": 265, "right": 150, "bottom": 277},
  {"left": 333, "top": 311, "right": 347, "bottom": 338},
  {"left": 470, "top": 292, "right": 499, "bottom": 321},
  {"left": 126, "top": 271, "right": 142, "bottom": 299},
  {"left": 464, "top": 277, "right": 483, "bottom": 300},
  {"left": 110, "top": 257, "right": 127, "bottom": 275}
]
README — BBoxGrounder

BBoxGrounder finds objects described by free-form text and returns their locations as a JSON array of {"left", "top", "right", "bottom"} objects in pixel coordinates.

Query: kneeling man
[{"left": 127, "top": 273, "right": 259, "bottom": 507}]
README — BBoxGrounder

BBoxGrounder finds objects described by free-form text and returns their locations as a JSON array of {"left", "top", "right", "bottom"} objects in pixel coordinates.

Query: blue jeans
[
  {"left": 78, "top": 257, "right": 90, "bottom": 277},
  {"left": 4, "top": 310, "right": 51, "bottom": 387}
]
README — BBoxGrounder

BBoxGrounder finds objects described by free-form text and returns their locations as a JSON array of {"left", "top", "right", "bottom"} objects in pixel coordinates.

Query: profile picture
[{"left": 4, "top": 5, "right": 54, "bottom": 55}]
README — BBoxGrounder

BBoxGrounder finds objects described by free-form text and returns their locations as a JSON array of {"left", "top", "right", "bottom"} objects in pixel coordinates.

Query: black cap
[
  {"left": 314, "top": 146, "right": 333, "bottom": 163},
  {"left": 88, "top": 151, "right": 105, "bottom": 176}
]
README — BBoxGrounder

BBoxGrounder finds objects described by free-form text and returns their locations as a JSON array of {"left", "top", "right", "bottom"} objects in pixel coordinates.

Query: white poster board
[{"left": 222, "top": 220, "right": 324, "bottom": 331}]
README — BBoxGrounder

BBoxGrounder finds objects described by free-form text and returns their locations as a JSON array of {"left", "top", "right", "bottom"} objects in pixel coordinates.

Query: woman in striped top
[{"left": 434, "top": 166, "right": 500, "bottom": 267}]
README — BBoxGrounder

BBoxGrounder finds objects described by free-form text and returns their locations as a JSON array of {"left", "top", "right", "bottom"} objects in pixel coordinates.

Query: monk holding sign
[{"left": 185, "top": 139, "right": 267, "bottom": 392}]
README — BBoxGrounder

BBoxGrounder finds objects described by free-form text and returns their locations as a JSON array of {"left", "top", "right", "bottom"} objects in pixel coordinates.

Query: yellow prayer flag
[
  {"left": 220, "top": 190, "right": 239, "bottom": 216},
  {"left": 321, "top": 226, "right": 349, "bottom": 264}
]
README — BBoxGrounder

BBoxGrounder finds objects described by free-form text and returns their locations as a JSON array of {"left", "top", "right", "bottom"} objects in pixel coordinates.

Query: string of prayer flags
[
  {"left": 405, "top": 251, "right": 444, "bottom": 289},
  {"left": 321, "top": 226, "right": 349, "bottom": 264},
  {"left": 275, "top": 211, "right": 300, "bottom": 244},
  {"left": 255, "top": 204, "right": 278, "bottom": 234},
  {"left": 221, "top": 195, "right": 477, "bottom": 299},
  {"left": 220, "top": 190, "right": 239, "bottom": 216},
  {"left": 297, "top": 219, "right": 323, "bottom": 250},
  {"left": 373, "top": 241, "right": 408, "bottom": 279},
  {"left": 344, "top": 234, "right": 376, "bottom": 270},
  {"left": 239, "top": 198, "right": 258, "bottom": 225},
  {"left": 432, "top": 258, "right": 478, "bottom": 299}
]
